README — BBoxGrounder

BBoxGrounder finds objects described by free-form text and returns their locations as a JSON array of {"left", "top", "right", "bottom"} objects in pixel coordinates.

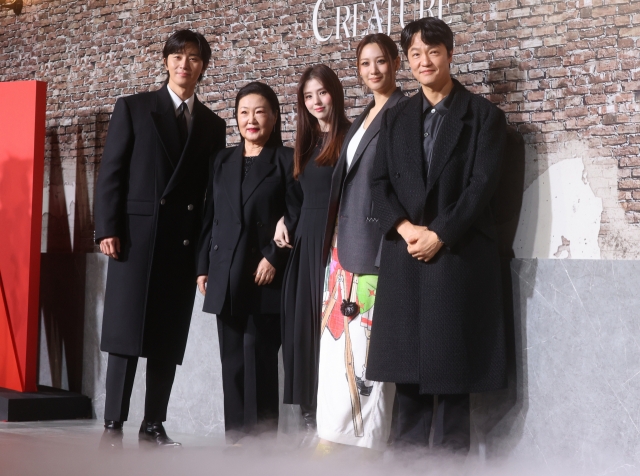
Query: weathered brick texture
[{"left": 0, "top": 0, "right": 639, "bottom": 254}]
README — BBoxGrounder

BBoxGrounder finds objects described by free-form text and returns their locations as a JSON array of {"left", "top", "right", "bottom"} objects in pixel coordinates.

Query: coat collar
[
  {"left": 346, "top": 88, "right": 405, "bottom": 175},
  {"left": 220, "top": 143, "right": 278, "bottom": 221},
  {"left": 151, "top": 84, "right": 182, "bottom": 169},
  {"left": 395, "top": 90, "right": 427, "bottom": 195},
  {"left": 151, "top": 84, "right": 206, "bottom": 168},
  {"left": 425, "top": 79, "right": 470, "bottom": 196},
  {"left": 162, "top": 98, "right": 209, "bottom": 197},
  {"left": 241, "top": 143, "right": 277, "bottom": 205},
  {"left": 150, "top": 84, "right": 211, "bottom": 197},
  {"left": 395, "top": 79, "right": 470, "bottom": 198}
]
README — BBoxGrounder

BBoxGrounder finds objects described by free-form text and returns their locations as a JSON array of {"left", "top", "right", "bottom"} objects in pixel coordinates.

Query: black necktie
[{"left": 177, "top": 102, "right": 188, "bottom": 150}]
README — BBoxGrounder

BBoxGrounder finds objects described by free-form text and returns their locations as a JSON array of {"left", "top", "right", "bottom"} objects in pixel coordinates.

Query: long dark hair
[
  {"left": 234, "top": 82, "right": 283, "bottom": 148},
  {"left": 294, "top": 65, "right": 350, "bottom": 179}
]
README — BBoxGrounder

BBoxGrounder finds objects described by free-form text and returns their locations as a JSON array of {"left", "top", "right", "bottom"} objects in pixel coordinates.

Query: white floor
[{"left": 0, "top": 419, "right": 553, "bottom": 476}]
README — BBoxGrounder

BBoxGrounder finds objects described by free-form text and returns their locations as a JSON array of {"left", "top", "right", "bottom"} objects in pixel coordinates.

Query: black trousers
[
  {"left": 104, "top": 353, "right": 177, "bottom": 423},
  {"left": 217, "top": 313, "right": 281, "bottom": 440},
  {"left": 394, "top": 383, "right": 470, "bottom": 453}
]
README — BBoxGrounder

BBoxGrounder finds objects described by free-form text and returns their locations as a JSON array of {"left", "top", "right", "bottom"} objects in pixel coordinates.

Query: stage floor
[{"left": 0, "top": 419, "right": 544, "bottom": 476}]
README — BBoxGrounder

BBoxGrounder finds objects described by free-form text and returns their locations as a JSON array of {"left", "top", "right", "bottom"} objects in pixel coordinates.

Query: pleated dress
[{"left": 281, "top": 143, "right": 334, "bottom": 406}]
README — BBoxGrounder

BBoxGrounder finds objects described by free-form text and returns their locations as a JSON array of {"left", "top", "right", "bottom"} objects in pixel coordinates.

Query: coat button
[
  {"left": 187, "top": 204, "right": 194, "bottom": 211},
  {"left": 214, "top": 219, "right": 219, "bottom": 225},
  {"left": 213, "top": 245, "right": 219, "bottom": 251},
  {"left": 183, "top": 240, "right": 190, "bottom": 246},
  {"left": 160, "top": 199, "right": 166, "bottom": 205},
  {"left": 395, "top": 172, "right": 400, "bottom": 178}
]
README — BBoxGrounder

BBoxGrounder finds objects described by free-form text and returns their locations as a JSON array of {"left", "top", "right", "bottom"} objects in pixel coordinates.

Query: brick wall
[{"left": 0, "top": 0, "right": 639, "bottom": 256}]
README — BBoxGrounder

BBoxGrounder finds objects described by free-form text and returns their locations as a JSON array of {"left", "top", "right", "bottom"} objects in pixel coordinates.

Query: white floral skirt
[{"left": 316, "top": 230, "right": 395, "bottom": 450}]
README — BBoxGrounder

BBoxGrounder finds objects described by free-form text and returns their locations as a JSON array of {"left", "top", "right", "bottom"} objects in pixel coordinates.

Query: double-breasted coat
[
  {"left": 367, "top": 79, "right": 508, "bottom": 394},
  {"left": 94, "top": 84, "right": 226, "bottom": 365},
  {"left": 197, "top": 144, "right": 299, "bottom": 317}
]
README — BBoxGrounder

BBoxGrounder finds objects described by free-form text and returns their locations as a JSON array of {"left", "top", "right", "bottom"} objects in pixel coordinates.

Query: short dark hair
[
  {"left": 162, "top": 29, "right": 212, "bottom": 81},
  {"left": 234, "top": 82, "right": 283, "bottom": 148},
  {"left": 400, "top": 17, "right": 454, "bottom": 57}
]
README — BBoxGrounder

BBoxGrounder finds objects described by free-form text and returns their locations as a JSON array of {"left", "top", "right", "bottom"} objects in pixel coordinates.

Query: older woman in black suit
[{"left": 196, "top": 82, "right": 298, "bottom": 442}]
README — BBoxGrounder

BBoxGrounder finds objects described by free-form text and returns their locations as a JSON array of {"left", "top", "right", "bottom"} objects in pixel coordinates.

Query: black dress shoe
[
  {"left": 100, "top": 421, "right": 123, "bottom": 449},
  {"left": 99, "top": 429, "right": 124, "bottom": 449},
  {"left": 138, "top": 420, "right": 181, "bottom": 447},
  {"left": 104, "top": 420, "right": 123, "bottom": 430}
]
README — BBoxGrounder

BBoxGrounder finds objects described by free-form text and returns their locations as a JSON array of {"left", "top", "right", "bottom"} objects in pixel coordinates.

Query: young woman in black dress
[{"left": 275, "top": 65, "right": 350, "bottom": 442}]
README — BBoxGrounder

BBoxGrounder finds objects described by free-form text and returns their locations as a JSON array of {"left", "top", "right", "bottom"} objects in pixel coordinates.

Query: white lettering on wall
[
  {"left": 313, "top": 0, "right": 333, "bottom": 42},
  {"left": 336, "top": 5, "right": 351, "bottom": 39},
  {"left": 313, "top": 0, "right": 447, "bottom": 43}
]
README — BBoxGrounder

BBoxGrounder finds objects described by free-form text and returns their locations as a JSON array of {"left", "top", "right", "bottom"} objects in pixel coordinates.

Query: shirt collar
[
  {"left": 167, "top": 85, "right": 195, "bottom": 115},
  {"left": 422, "top": 86, "right": 455, "bottom": 116}
]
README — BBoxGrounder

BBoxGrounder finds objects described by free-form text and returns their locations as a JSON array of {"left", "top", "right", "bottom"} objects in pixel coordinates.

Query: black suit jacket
[
  {"left": 197, "top": 143, "right": 298, "bottom": 316},
  {"left": 322, "top": 88, "right": 406, "bottom": 275},
  {"left": 94, "top": 85, "right": 226, "bottom": 364},
  {"left": 367, "top": 79, "right": 508, "bottom": 394}
]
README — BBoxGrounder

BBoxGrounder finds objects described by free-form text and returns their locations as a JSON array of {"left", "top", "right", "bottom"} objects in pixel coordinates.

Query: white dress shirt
[{"left": 167, "top": 85, "right": 195, "bottom": 130}]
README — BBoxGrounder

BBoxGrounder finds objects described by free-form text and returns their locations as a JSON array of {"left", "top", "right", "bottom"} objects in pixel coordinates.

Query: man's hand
[
  {"left": 197, "top": 275, "right": 208, "bottom": 296},
  {"left": 100, "top": 237, "right": 121, "bottom": 260},
  {"left": 254, "top": 258, "right": 276, "bottom": 286},
  {"left": 274, "top": 216, "right": 292, "bottom": 249},
  {"left": 407, "top": 229, "right": 443, "bottom": 262},
  {"left": 396, "top": 220, "right": 427, "bottom": 246}
]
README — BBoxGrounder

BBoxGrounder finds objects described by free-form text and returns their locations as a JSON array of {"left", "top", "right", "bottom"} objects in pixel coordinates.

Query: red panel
[
  {"left": 0, "top": 81, "right": 47, "bottom": 392},
  {"left": 0, "top": 271, "right": 22, "bottom": 391}
]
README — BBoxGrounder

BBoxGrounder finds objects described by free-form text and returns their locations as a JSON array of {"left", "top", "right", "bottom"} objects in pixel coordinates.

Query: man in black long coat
[
  {"left": 94, "top": 29, "right": 226, "bottom": 446},
  {"left": 368, "top": 18, "right": 507, "bottom": 453}
]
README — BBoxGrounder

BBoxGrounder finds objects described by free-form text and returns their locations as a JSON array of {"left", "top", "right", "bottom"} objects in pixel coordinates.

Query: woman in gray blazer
[{"left": 314, "top": 34, "right": 408, "bottom": 451}]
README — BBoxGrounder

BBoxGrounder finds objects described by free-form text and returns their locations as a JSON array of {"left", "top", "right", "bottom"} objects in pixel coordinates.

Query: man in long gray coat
[
  {"left": 368, "top": 18, "right": 507, "bottom": 453},
  {"left": 95, "top": 29, "right": 225, "bottom": 446}
]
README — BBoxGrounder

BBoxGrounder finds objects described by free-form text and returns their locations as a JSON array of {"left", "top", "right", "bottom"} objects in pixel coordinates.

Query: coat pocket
[{"left": 126, "top": 199, "right": 155, "bottom": 216}]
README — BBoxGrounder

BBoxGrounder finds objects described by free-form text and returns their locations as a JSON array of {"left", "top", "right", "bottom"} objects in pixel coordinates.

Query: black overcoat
[
  {"left": 94, "top": 85, "right": 226, "bottom": 365},
  {"left": 197, "top": 144, "right": 298, "bottom": 316},
  {"left": 367, "top": 79, "right": 508, "bottom": 394}
]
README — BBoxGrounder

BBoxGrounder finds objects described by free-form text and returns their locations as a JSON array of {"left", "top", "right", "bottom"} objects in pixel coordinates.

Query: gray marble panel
[
  {"left": 57, "top": 256, "right": 640, "bottom": 471},
  {"left": 474, "top": 259, "right": 640, "bottom": 474}
]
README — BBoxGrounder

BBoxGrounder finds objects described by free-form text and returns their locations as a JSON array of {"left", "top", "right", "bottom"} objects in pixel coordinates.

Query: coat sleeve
[
  {"left": 370, "top": 109, "right": 411, "bottom": 236},
  {"left": 427, "top": 105, "right": 507, "bottom": 247},
  {"left": 94, "top": 98, "right": 134, "bottom": 243},
  {"left": 262, "top": 148, "right": 294, "bottom": 270},
  {"left": 196, "top": 151, "right": 220, "bottom": 276}
]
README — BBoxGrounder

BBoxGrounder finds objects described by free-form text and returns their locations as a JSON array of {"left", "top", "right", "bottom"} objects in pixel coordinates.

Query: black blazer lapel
[
  {"left": 426, "top": 82, "right": 469, "bottom": 197},
  {"left": 347, "top": 88, "right": 405, "bottom": 175},
  {"left": 221, "top": 146, "right": 243, "bottom": 222},
  {"left": 162, "top": 98, "right": 208, "bottom": 197},
  {"left": 150, "top": 85, "right": 181, "bottom": 170},
  {"left": 241, "top": 145, "right": 277, "bottom": 205}
]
